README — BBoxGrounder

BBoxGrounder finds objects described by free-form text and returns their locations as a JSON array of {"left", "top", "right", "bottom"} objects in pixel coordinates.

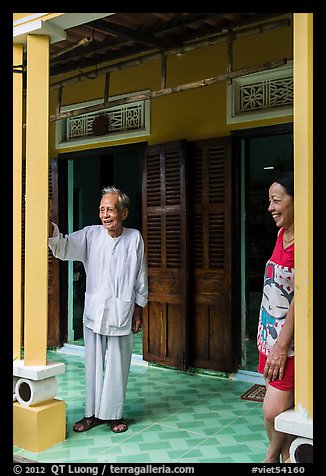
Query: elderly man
[{"left": 48, "top": 186, "right": 148, "bottom": 433}]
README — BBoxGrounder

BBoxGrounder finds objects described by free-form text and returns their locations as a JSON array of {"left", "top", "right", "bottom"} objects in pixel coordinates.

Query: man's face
[{"left": 99, "top": 193, "right": 128, "bottom": 237}]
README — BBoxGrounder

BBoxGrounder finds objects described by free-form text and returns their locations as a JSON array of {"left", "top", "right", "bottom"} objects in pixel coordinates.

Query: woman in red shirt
[{"left": 256, "top": 172, "right": 295, "bottom": 463}]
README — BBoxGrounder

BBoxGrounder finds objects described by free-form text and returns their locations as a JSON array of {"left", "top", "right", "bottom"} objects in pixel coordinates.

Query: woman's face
[{"left": 268, "top": 182, "right": 294, "bottom": 229}]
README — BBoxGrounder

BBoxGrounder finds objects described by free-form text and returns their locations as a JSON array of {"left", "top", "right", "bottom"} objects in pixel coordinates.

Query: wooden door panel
[
  {"left": 145, "top": 301, "right": 165, "bottom": 359},
  {"left": 143, "top": 137, "right": 234, "bottom": 372},
  {"left": 193, "top": 270, "right": 225, "bottom": 299},
  {"left": 21, "top": 159, "right": 61, "bottom": 348},
  {"left": 148, "top": 268, "right": 184, "bottom": 302},
  {"left": 47, "top": 158, "right": 68, "bottom": 347},
  {"left": 142, "top": 140, "right": 188, "bottom": 369},
  {"left": 191, "top": 302, "right": 228, "bottom": 369},
  {"left": 191, "top": 303, "right": 224, "bottom": 355},
  {"left": 166, "top": 303, "right": 184, "bottom": 360},
  {"left": 48, "top": 159, "right": 60, "bottom": 347},
  {"left": 145, "top": 301, "right": 185, "bottom": 366},
  {"left": 209, "top": 304, "right": 230, "bottom": 363},
  {"left": 188, "top": 137, "right": 233, "bottom": 372}
]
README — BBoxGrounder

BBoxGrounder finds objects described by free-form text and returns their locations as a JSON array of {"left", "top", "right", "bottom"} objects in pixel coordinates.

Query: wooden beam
[
  {"left": 104, "top": 73, "right": 110, "bottom": 103},
  {"left": 50, "top": 36, "right": 92, "bottom": 60},
  {"left": 95, "top": 18, "right": 175, "bottom": 50},
  {"left": 226, "top": 32, "right": 234, "bottom": 85},
  {"left": 160, "top": 56, "right": 167, "bottom": 90},
  {"left": 56, "top": 87, "right": 62, "bottom": 115}
]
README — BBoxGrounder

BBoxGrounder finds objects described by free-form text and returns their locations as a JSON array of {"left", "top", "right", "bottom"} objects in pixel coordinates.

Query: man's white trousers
[{"left": 83, "top": 325, "right": 133, "bottom": 420}]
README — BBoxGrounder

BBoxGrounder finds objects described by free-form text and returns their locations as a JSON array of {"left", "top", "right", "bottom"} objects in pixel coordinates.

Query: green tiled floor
[{"left": 13, "top": 349, "right": 268, "bottom": 463}]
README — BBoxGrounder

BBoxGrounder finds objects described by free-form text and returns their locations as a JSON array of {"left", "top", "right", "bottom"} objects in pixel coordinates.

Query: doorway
[
  {"left": 57, "top": 130, "right": 293, "bottom": 373},
  {"left": 239, "top": 126, "right": 293, "bottom": 371},
  {"left": 63, "top": 144, "right": 145, "bottom": 351}
]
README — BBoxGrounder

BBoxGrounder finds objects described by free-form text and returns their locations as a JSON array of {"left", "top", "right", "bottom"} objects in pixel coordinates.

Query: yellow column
[
  {"left": 293, "top": 13, "right": 313, "bottom": 417},
  {"left": 14, "top": 36, "right": 66, "bottom": 453},
  {"left": 24, "top": 35, "right": 49, "bottom": 366},
  {"left": 13, "top": 43, "right": 23, "bottom": 360}
]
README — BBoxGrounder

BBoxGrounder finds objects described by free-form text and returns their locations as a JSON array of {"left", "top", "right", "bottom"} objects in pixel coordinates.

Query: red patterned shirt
[{"left": 257, "top": 227, "right": 294, "bottom": 357}]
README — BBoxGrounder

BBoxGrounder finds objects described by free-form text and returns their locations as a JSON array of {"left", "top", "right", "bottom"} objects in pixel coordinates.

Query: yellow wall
[{"left": 49, "top": 14, "right": 293, "bottom": 156}]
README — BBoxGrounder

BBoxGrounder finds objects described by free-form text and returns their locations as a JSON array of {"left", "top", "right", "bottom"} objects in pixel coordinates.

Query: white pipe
[{"left": 15, "top": 377, "right": 58, "bottom": 407}]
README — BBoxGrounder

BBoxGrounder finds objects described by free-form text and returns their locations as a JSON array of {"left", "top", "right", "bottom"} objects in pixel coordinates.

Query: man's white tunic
[{"left": 48, "top": 224, "right": 148, "bottom": 335}]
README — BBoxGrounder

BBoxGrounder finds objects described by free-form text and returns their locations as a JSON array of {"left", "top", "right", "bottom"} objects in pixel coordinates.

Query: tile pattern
[{"left": 13, "top": 350, "right": 268, "bottom": 463}]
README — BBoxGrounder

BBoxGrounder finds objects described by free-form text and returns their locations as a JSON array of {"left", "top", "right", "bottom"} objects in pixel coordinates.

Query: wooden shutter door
[
  {"left": 188, "top": 137, "right": 233, "bottom": 371},
  {"left": 142, "top": 140, "right": 189, "bottom": 369},
  {"left": 21, "top": 158, "right": 63, "bottom": 347},
  {"left": 21, "top": 160, "right": 26, "bottom": 345},
  {"left": 48, "top": 158, "right": 69, "bottom": 347},
  {"left": 48, "top": 159, "right": 61, "bottom": 347}
]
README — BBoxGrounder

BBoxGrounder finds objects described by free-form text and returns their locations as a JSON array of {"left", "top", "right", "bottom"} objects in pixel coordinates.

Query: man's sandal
[
  {"left": 108, "top": 418, "right": 128, "bottom": 433},
  {"left": 73, "top": 415, "right": 105, "bottom": 432}
]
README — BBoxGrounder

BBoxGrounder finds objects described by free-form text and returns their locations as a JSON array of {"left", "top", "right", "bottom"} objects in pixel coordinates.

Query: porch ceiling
[{"left": 47, "top": 12, "right": 289, "bottom": 77}]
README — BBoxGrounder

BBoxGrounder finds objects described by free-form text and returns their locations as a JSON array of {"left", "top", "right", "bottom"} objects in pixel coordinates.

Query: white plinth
[
  {"left": 274, "top": 408, "right": 313, "bottom": 439},
  {"left": 13, "top": 359, "right": 65, "bottom": 381}
]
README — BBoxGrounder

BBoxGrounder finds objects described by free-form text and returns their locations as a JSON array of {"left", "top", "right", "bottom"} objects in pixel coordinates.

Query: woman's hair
[
  {"left": 101, "top": 185, "right": 130, "bottom": 210},
  {"left": 274, "top": 171, "right": 294, "bottom": 198}
]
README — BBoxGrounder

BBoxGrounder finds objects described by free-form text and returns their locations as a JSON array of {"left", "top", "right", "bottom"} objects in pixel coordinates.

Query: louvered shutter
[
  {"left": 21, "top": 160, "right": 26, "bottom": 345},
  {"left": 20, "top": 159, "right": 62, "bottom": 347},
  {"left": 142, "top": 140, "right": 189, "bottom": 369},
  {"left": 188, "top": 137, "right": 233, "bottom": 371},
  {"left": 47, "top": 159, "right": 61, "bottom": 347}
]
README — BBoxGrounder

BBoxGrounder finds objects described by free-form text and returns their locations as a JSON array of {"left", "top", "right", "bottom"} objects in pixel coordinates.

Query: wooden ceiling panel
[{"left": 45, "top": 13, "right": 289, "bottom": 77}]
